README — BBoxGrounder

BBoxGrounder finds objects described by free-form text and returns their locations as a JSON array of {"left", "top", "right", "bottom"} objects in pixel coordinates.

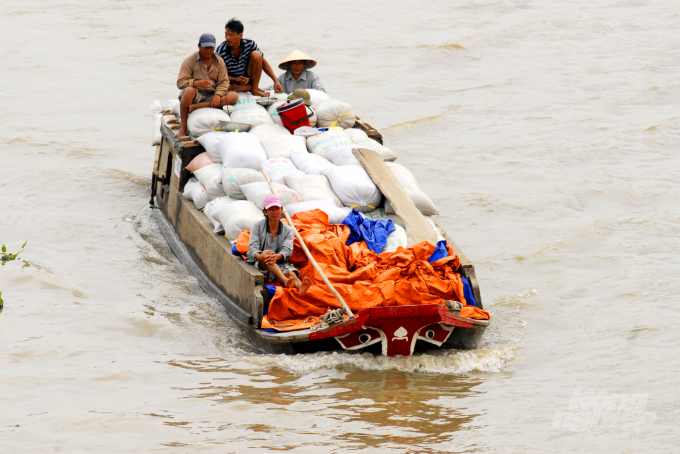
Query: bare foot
[
  {"left": 252, "top": 88, "right": 271, "bottom": 97},
  {"left": 285, "top": 276, "right": 300, "bottom": 289},
  {"left": 177, "top": 128, "right": 186, "bottom": 138},
  {"left": 298, "top": 277, "right": 312, "bottom": 296}
]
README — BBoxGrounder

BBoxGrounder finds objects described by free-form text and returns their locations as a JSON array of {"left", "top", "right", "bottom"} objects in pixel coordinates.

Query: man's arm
[
  {"left": 214, "top": 58, "right": 230, "bottom": 96},
  {"left": 177, "top": 57, "right": 194, "bottom": 90},
  {"left": 262, "top": 58, "right": 283, "bottom": 93}
]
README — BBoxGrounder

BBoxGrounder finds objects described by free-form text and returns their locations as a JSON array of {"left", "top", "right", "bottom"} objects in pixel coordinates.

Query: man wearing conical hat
[{"left": 276, "top": 50, "right": 325, "bottom": 94}]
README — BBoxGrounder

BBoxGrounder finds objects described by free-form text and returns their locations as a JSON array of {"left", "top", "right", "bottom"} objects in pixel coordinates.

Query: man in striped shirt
[{"left": 215, "top": 18, "right": 283, "bottom": 97}]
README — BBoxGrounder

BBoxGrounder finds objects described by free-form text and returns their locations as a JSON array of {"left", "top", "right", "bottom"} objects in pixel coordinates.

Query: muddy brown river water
[{"left": 1, "top": 0, "right": 679, "bottom": 452}]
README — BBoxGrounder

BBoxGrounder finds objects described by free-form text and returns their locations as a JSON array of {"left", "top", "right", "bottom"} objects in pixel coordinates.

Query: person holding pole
[{"left": 247, "top": 194, "right": 312, "bottom": 295}]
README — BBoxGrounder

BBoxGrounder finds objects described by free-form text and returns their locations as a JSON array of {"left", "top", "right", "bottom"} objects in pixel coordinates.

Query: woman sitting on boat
[
  {"left": 247, "top": 194, "right": 312, "bottom": 295},
  {"left": 275, "top": 50, "right": 325, "bottom": 94}
]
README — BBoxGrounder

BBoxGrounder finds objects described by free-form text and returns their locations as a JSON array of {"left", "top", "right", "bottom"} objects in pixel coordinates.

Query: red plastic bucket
[{"left": 276, "top": 99, "right": 314, "bottom": 133}]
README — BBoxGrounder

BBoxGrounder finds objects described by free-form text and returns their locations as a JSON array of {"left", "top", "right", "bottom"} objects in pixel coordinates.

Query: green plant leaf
[
  {"left": 22, "top": 241, "right": 27, "bottom": 248},
  {"left": 1, "top": 245, "right": 5, "bottom": 253},
  {"left": 0, "top": 291, "right": 3, "bottom": 309}
]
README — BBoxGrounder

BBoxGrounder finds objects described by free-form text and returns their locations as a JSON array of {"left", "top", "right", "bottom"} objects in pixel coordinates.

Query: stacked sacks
[
  {"left": 186, "top": 152, "right": 216, "bottom": 172},
  {"left": 218, "top": 132, "right": 267, "bottom": 170},
  {"left": 197, "top": 131, "right": 228, "bottom": 162},
  {"left": 314, "top": 99, "right": 355, "bottom": 129},
  {"left": 213, "top": 200, "right": 265, "bottom": 242},
  {"left": 221, "top": 168, "right": 265, "bottom": 199},
  {"left": 203, "top": 195, "right": 238, "bottom": 233},
  {"left": 290, "top": 151, "right": 335, "bottom": 175},
  {"left": 193, "top": 163, "right": 225, "bottom": 200},
  {"left": 261, "top": 135, "right": 307, "bottom": 159},
  {"left": 344, "top": 128, "right": 397, "bottom": 161},
  {"left": 187, "top": 108, "right": 231, "bottom": 137},
  {"left": 306, "top": 130, "right": 352, "bottom": 155},
  {"left": 248, "top": 123, "right": 290, "bottom": 143},
  {"left": 323, "top": 163, "right": 382, "bottom": 213},
  {"left": 260, "top": 158, "right": 304, "bottom": 185},
  {"left": 322, "top": 145, "right": 361, "bottom": 166},
  {"left": 307, "top": 89, "right": 330, "bottom": 106},
  {"left": 383, "top": 162, "right": 439, "bottom": 216},
  {"left": 284, "top": 174, "right": 343, "bottom": 207},
  {"left": 241, "top": 182, "right": 301, "bottom": 209},
  {"left": 285, "top": 198, "right": 352, "bottom": 224},
  {"left": 225, "top": 96, "right": 273, "bottom": 131},
  {"left": 183, "top": 177, "right": 210, "bottom": 210}
]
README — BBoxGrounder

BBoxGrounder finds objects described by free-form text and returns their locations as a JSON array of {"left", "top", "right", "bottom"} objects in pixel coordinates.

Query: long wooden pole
[{"left": 260, "top": 169, "right": 354, "bottom": 319}]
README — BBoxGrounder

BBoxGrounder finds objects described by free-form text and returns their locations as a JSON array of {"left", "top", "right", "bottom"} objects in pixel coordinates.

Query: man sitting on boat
[
  {"left": 215, "top": 18, "right": 283, "bottom": 97},
  {"left": 276, "top": 50, "right": 325, "bottom": 93},
  {"left": 247, "top": 195, "right": 312, "bottom": 295},
  {"left": 176, "top": 33, "right": 238, "bottom": 139}
]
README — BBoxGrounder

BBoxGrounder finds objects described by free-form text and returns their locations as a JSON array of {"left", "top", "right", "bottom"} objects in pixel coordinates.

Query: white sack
[
  {"left": 383, "top": 162, "right": 439, "bottom": 216},
  {"left": 241, "top": 182, "right": 301, "bottom": 209},
  {"left": 307, "top": 89, "right": 330, "bottom": 106},
  {"left": 197, "top": 131, "right": 228, "bottom": 162},
  {"left": 171, "top": 100, "right": 181, "bottom": 118},
  {"left": 248, "top": 123, "right": 291, "bottom": 143},
  {"left": 221, "top": 167, "right": 265, "bottom": 199},
  {"left": 285, "top": 198, "right": 352, "bottom": 225},
  {"left": 322, "top": 145, "right": 361, "bottom": 166},
  {"left": 151, "top": 101, "right": 163, "bottom": 146},
  {"left": 306, "top": 130, "right": 352, "bottom": 155},
  {"left": 284, "top": 174, "right": 343, "bottom": 207},
  {"left": 267, "top": 100, "right": 287, "bottom": 126},
  {"left": 261, "top": 135, "right": 307, "bottom": 159},
  {"left": 344, "top": 128, "right": 397, "bottom": 161},
  {"left": 225, "top": 97, "right": 274, "bottom": 131},
  {"left": 217, "top": 132, "right": 267, "bottom": 170},
  {"left": 183, "top": 177, "right": 201, "bottom": 199},
  {"left": 260, "top": 158, "right": 304, "bottom": 185},
  {"left": 191, "top": 184, "right": 210, "bottom": 210},
  {"left": 314, "top": 99, "right": 356, "bottom": 129},
  {"left": 212, "top": 200, "right": 264, "bottom": 241},
  {"left": 193, "top": 163, "right": 222, "bottom": 187},
  {"left": 323, "top": 165, "right": 382, "bottom": 213},
  {"left": 203, "top": 196, "right": 238, "bottom": 233},
  {"left": 290, "top": 151, "right": 335, "bottom": 175},
  {"left": 204, "top": 173, "right": 226, "bottom": 201},
  {"left": 187, "top": 107, "right": 231, "bottom": 137},
  {"left": 382, "top": 224, "right": 407, "bottom": 253}
]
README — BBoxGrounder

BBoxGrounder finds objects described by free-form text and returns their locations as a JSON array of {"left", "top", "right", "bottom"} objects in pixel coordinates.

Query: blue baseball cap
[{"left": 199, "top": 33, "right": 216, "bottom": 48}]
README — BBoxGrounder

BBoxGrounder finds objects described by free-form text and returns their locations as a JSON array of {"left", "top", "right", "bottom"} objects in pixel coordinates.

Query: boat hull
[{"left": 150, "top": 120, "right": 488, "bottom": 356}]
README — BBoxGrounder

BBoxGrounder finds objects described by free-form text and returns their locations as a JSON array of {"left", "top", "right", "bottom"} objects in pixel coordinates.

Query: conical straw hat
[{"left": 278, "top": 49, "right": 317, "bottom": 70}]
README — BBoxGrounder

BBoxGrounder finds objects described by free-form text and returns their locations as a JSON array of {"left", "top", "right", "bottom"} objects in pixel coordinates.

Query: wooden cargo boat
[{"left": 150, "top": 112, "right": 488, "bottom": 357}]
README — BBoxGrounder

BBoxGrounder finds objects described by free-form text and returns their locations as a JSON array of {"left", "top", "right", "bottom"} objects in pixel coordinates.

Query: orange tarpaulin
[{"left": 236, "top": 209, "right": 490, "bottom": 329}]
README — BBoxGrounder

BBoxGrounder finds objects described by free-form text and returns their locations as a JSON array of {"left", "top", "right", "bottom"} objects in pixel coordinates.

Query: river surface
[{"left": 1, "top": 0, "right": 679, "bottom": 452}]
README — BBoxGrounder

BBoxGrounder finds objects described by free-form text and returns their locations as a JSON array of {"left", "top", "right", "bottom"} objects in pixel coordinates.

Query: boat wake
[{"left": 240, "top": 345, "right": 516, "bottom": 375}]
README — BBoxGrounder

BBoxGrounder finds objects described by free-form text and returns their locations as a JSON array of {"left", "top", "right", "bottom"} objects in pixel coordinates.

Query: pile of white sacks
[{"left": 177, "top": 92, "right": 442, "bottom": 253}]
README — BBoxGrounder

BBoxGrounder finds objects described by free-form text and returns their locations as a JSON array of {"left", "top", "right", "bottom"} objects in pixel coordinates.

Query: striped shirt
[{"left": 215, "top": 38, "right": 263, "bottom": 78}]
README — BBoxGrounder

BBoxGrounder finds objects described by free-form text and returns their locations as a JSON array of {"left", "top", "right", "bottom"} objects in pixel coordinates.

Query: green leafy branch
[{"left": 2, "top": 241, "right": 27, "bottom": 261}]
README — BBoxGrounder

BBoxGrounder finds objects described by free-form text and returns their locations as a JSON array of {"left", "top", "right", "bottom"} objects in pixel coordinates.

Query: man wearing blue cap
[{"left": 176, "top": 33, "right": 238, "bottom": 139}]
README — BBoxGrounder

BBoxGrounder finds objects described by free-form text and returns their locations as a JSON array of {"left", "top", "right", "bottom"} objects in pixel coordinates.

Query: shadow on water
[{"left": 165, "top": 358, "right": 485, "bottom": 449}]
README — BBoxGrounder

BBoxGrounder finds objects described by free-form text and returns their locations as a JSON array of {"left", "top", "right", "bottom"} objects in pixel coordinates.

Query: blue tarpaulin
[
  {"left": 427, "top": 240, "right": 449, "bottom": 262},
  {"left": 342, "top": 209, "right": 395, "bottom": 254},
  {"left": 427, "top": 240, "right": 477, "bottom": 307},
  {"left": 461, "top": 275, "right": 477, "bottom": 307},
  {"left": 264, "top": 285, "right": 277, "bottom": 331}
]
